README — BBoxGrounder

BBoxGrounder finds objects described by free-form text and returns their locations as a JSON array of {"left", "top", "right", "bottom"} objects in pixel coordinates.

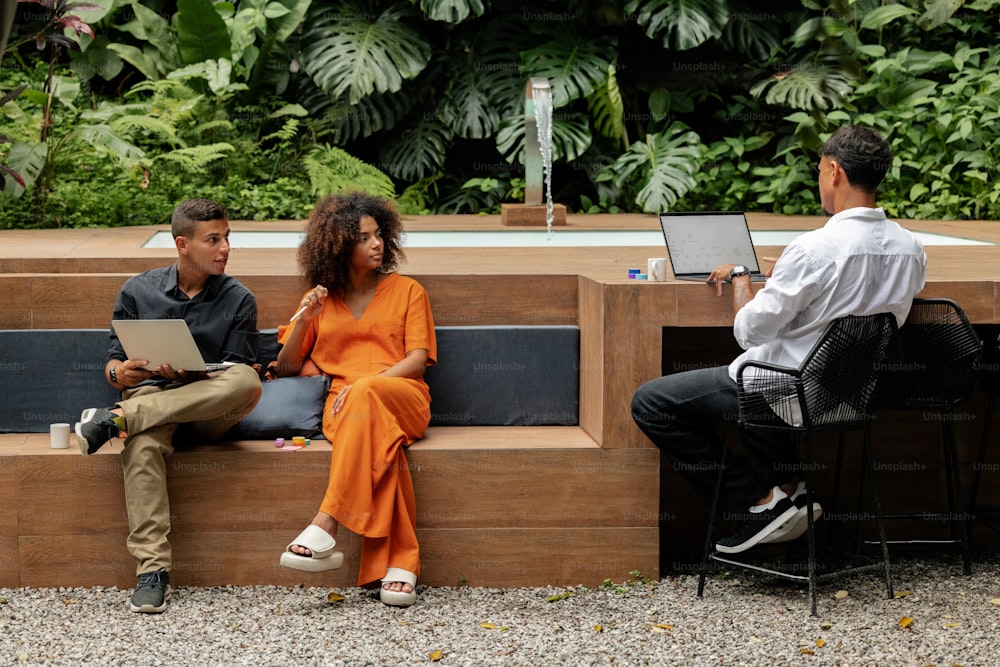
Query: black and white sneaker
[
  {"left": 74, "top": 407, "right": 122, "bottom": 456},
  {"left": 769, "top": 482, "right": 824, "bottom": 545},
  {"left": 716, "top": 490, "right": 799, "bottom": 554},
  {"left": 130, "top": 568, "right": 170, "bottom": 613}
]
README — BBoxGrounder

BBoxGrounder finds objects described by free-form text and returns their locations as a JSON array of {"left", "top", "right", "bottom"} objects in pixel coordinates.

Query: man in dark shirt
[{"left": 74, "top": 199, "right": 262, "bottom": 613}]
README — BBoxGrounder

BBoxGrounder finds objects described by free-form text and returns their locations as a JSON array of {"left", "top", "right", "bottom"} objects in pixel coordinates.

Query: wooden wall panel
[
  {"left": 578, "top": 278, "right": 606, "bottom": 442},
  {"left": 0, "top": 537, "right": 19, "bottom": 587},
  {"left": 407, "top": 447, "right": 659, "bottom": 529},
  {"left": 417, "top": 527, "right": 659, "bottom": 588},
  {"left": 0, "top": 277, "right": 33, "bottom": 329}
]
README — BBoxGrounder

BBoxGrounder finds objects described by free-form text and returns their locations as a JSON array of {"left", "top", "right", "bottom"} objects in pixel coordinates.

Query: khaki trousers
[{"left": 118, "top": 364, "right": 261, "bottom": 575}]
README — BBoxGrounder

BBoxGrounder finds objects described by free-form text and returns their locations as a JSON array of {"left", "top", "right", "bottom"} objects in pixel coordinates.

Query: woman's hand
[
  {"left": 332, "top": 384, "right": 352, "bottom": 414},
  {"left": 294, "top": 284, "right": 328, "bottom": 323}
]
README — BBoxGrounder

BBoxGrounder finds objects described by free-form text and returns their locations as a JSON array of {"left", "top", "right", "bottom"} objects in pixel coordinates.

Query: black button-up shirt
[{"left": 105, "top": 264, "right": 258, "bottom": 368}]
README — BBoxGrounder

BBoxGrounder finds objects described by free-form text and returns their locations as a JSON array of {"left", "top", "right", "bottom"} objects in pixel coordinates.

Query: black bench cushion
[
  {"left": 240, "top": 326, "right": 580, "bottom": 428},
  {"left": 0, "top": 329, "right": 120, "bottom": 432},
  {"left": 1, "top": 325, "right": 580, "bottom": 433},
  {"left": 425, "top": 326, "right": 579, "bottom": 426}
]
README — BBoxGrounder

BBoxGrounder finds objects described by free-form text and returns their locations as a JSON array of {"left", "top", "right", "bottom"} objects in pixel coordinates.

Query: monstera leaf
[
  {"left": 413, "top": 0, "right": 485, "bottom": 23},
  {"left": 750, "top": 63, "right": 852, "bottom": 111},
  {"left": 299, "top": 3, "right": 431, "bottom": 104},
  {"left": 378, "top": 115, "right": 453, "bottom": 181},
  {"left": 496, "top": 111, "right": 592, "bottom": 165},
  {"left": 587, "top": 62, "right": 627, "bottom": 148},
  {"left": 625, "top": 0, "right": 728, "bottom": 51},
  {"left": 520, "top": 25, "right": 616, "bottom": 108},
  {"left": 441, "top": 61, "right": 502, "bottom": 139},
  {"left": 612, "top": 124, "right": 702, "bottom": 213}
]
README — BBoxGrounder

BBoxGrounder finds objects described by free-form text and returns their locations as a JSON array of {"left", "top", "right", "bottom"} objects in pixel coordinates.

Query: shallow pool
[{"left": 142, "top": 229, "right": 993, "bottom": 248}]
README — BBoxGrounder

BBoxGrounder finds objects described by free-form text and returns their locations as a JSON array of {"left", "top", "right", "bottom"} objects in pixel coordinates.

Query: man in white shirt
[{"left": 631, "top": 126, "right": 927, "bottom": 554}]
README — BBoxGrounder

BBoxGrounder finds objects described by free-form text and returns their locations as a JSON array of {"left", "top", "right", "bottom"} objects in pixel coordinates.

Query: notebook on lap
[
  {"left": 111, "top": 319, "right": 235, "bottom": 372},
  {"left": 659, "top": 211, "right": 766, "bottom": 282}
]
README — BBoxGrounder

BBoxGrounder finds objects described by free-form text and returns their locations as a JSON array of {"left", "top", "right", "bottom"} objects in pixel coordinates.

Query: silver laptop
[
  {"left": 659, "top": 211, "right": 766, "bottom": 282},
  {"left": 111, "top": 319, "right": 234, "bottom": 372}
]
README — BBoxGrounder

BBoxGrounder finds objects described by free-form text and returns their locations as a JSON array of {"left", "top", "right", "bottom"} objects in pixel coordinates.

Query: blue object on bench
[{"left": 0, "top": 329, "right": 120, "bottom": 432}]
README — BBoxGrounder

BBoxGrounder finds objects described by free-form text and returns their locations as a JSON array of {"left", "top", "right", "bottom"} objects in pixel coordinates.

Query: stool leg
[
  {"left": 698, "top": 423, "right": 730, "bottom": 597},
  {"left": 943, "top": 416, "right": 972, "bottom": 575},
  {"left": 969, "top": 393, "right": 994, "bottom": 518},
  {"left": 829, "top": 431, "right": 846, "bottom": 551},
  {"left": 864, "top": 429, "right": 894, "bottom": 599},
  {"left": 804, "top": 433, "right": 818, "bottom": 617}
]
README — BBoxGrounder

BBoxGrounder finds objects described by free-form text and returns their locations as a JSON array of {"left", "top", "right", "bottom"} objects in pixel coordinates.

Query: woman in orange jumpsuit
[{"left": 275, "top": 192, "right": 436, "bottom": 607}]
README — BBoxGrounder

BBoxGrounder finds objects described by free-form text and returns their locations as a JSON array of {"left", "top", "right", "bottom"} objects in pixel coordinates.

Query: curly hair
[{"left": 297, "top": 192, "right": 405, "bottom": 293}]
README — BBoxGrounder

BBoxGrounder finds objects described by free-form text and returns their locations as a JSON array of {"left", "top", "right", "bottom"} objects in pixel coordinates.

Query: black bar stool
[
  {"left": 697, "top": 313, "right": 898, "bottom": 616},
  {"left": 876, "top": 298, "right": 982, "bottom": 575}
]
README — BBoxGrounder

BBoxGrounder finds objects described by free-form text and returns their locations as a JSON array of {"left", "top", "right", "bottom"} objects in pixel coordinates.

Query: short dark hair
[
  {"left": 171, "top": 199, "right": 227, "bottom": 238},
  {"left": 820, "top": 126, "right": 893, "bottom": 193}
]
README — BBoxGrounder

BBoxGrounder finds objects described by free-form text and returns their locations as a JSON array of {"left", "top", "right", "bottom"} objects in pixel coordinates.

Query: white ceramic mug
[
  {"left": 647, "top": 257, "right": 667, "bottom": 282},
  {"left": 50, "top": 422, "right": 71, "bottom": 449}
]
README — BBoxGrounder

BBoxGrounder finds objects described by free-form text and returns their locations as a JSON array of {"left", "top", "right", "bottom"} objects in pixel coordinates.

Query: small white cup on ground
[
  {"left": 647, "top": 257, "right": 667, "bottom": 282},
  {"left": 50, "top": 422, "right": 71, "bottom": 449}
]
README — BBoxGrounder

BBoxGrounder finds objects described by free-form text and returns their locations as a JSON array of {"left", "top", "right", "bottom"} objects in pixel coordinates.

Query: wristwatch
[{"left": 728, "top": 265, "right": 751, "bottom": 281}]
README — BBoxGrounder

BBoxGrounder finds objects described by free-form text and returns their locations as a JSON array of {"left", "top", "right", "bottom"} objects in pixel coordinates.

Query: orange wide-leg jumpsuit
[{"left": 279, "top": 273, "right": 436, "bottom": 586}]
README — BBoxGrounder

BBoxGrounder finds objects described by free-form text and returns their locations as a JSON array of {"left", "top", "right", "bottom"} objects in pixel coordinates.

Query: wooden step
[{"left": 0, "top": 428, "right": 660, "bottom": 588}]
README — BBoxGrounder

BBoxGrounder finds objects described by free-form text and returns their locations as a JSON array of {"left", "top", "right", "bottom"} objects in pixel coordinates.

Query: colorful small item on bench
[
  {"left": 292, "top": 436, "right": 306, "bottom": 447},
  {"left": 274, "top": 437, "right": 284, "bottom": 448},
  {"left": 628, "top": 268, "right": 641, "bottom": 279}
]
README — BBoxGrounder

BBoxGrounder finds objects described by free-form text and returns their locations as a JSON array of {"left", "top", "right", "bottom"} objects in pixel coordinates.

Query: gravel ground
[{"left": 2, "top": 556, "right": 998, "bottom": 667}]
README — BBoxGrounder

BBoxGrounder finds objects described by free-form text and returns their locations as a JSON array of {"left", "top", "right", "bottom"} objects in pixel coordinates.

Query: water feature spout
[
  {"left": 524, "top": 77, "right": 550, "bottom": 208},
  {"left": 500, "top": 77, "right": 566, "bottom": 230}
]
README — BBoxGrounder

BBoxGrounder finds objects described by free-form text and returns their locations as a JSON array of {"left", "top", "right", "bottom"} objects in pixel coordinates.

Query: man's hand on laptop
[
  {"left": 707, "top": 264, "right": 746, "bottom": 297},
  {"left": 153, "top": 364, "right": 210, "bottom": 383},
  {"left": 115, "top": 360, "right": 155, "bottom": 388}
]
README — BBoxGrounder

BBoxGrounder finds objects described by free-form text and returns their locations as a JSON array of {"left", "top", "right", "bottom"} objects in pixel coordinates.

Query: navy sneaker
[
  {"left": 74, "top": 407, "right": 122, "bottom": 455},
  {"left": 716, "top": 492, "right": 799, "bottom": 554},
  {"left": 130, "top": 568, "right": 170, "bottom": 613}
]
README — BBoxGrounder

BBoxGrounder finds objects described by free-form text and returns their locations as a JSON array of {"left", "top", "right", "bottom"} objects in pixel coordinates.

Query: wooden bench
[{"left": 0, "top": 326, "right": 660, "bottom": 588}]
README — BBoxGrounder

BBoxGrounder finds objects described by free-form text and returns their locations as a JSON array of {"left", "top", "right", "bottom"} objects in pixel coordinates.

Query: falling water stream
[{"left": 531, "top": 80, "right": 555, "bottom": 241}]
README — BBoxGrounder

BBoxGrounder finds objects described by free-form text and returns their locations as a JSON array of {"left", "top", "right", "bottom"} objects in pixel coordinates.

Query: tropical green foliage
[{"left": 3, "top": 0, "right": 1000, "bottom": 226}]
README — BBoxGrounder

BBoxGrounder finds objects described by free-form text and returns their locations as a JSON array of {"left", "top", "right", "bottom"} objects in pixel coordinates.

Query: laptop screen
[{"left": 659, "top": 211, "right": 761, "bottom": 278}]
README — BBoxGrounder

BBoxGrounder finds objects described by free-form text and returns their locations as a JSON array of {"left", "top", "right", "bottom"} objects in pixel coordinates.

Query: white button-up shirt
[{"left": 729, "top": 207, "right": 927, "bottom": 381}]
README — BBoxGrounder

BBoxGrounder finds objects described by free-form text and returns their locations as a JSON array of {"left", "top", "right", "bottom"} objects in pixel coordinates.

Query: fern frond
[
  {"left": 109, "top": 115, "right": 182, "bottom": 148},
  {"left": 152, "top": 143, "right": 235, "bottom": 173},
  {"left": 187, "top": 119, "right": 234, "bottom": 138},
  {"left": 261, "top": 118, "right": 300, "bottom": 144},
  {"left": 304, "top": 145, "right": 395, "bottom": 198}
]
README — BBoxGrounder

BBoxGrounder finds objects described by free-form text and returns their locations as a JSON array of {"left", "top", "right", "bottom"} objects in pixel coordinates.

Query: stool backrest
[
  {"left": 738, "top": 312, "right": 898, "bottom": 430},
  {"left": 880, "top": 298, "right": 982, "bottom": 409}
]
